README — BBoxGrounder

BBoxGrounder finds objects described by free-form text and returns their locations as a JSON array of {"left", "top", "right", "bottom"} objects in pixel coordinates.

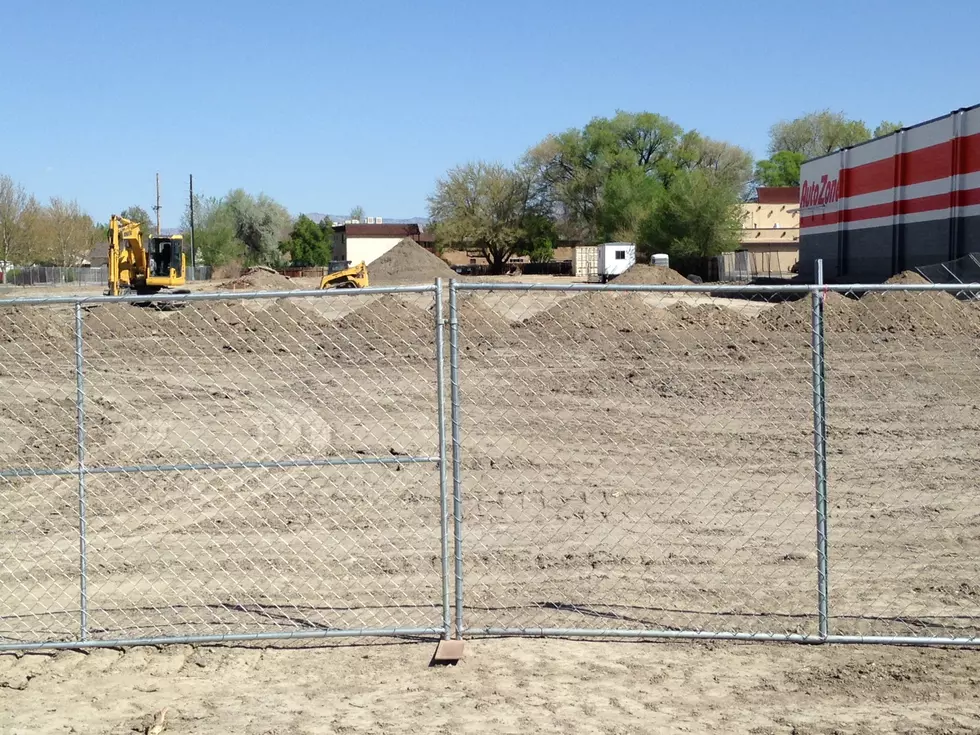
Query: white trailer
[{"left": 597, "top": 242, "right": 636, "bottom": 282}]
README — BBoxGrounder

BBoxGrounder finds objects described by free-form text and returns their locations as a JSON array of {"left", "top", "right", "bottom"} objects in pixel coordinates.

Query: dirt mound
[
  {"left": 369, "top": 239, "right": 457, "bottom": 286},
  {"left": 336, "top": 295, "right": 432, "bottom": 340},
  {"left": 885, "top": 270, "right": 929, "bottom": 285},
  {"left": 219, "top": 267, "right": 299, "bottom": 292},
  {"left": 520, "top": 292, "right": 674, "bottom": 337},
  {"left": 0, "top": 306, "right": 72, "bottom": 344},
  {"left": 615, "top": 264, "right": 692, "bottom": 286},
  {"left": 455, "top": 296, "right": 514, "bottom": 343},
  {"left": 669, "top": 303, "right": 749, "bottom": 331},
  {"left": 757, "top": 288, "right": 975, "bottom": 337}
]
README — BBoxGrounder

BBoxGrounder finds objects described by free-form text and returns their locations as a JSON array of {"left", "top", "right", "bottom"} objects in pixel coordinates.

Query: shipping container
[
  {"left": 798, "top": 104, "right": 980, "bottom": 283},
  {"left": 574, "top": 245, "right": 599, "bottom": 280}
]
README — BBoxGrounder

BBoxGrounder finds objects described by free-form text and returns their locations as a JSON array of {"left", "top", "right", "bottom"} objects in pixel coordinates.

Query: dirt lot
[
  {"left": 1, "top": 270, "right": 979, "bottom": 731},
  {"left": 2, "top": 639, "right": 980, "bottom": 734}
]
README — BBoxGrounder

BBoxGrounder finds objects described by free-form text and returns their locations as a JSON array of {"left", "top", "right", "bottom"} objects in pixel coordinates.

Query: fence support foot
[{"left": 430, "top": 639, "right": 464, "bottom": 666}]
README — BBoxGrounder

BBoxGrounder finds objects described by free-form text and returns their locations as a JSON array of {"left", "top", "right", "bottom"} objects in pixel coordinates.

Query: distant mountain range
[{"left": 301, "top": 213, "right": 429, "bottom": 227}]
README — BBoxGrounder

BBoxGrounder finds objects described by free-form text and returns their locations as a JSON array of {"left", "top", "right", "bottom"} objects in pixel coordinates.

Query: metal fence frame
[
  {"left": 449, "top": 273, "right": 980, "bottom": 647},
  {"left": 2, "top": 271, "right": 979, "bottom": 650},
  {"left": 0, "top": 284, "right": 451, "bottom": 651}
]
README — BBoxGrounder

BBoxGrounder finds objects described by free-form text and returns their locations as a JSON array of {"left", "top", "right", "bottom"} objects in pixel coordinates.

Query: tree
[
  {"left": 637, "top": 169, "right": 742, "bottom": 271},
  {"left": 754, "top": 150, "right": 806, "bottom": 187},
  {"left": 428, "top": 161, "right": 547, "bottom": 274},
  {"left": 183, "top": 194, "right": 240, "bottom": 267},
  {"left": 873, "top": 120, "right": 903, "bottom": 138},
  {"left": 349, "top": 205, "right": 365, "bottom": 223},
  {"left": 768, "top": 110, "right": 872, "bottom": 158},
  {"left": 119, "top": 205, "right": 154, "bottom": 235},
  {"left": 224, "top": 189, "right": 292, "bottom": 266},
  {"left": 279, "top": 214, "right": 332, "bottom": 266},
  {"left": 528, "top": 111, "right": 686, "bottom": 240},
  {"left": 41, "top": 198, "right": 96, "bottom": 267},
  {"left": 527, "top": 112, "right": 751, "bottom": 243},
  {"left": 0, "top": 175, "right": 42, "bottom": 275}
]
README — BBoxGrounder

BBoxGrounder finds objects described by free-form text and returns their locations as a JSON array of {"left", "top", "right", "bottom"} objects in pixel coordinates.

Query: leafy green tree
[
  {"left": 873, "top": 120, "right": 903, "bottom": 138},
  {"left": 638, "top": 169, "right": 741, "bottom": 271},
  {"left": 428, "top": 161, "right": 549, "bottom": 274},
  {"left": 767, "top": 110, "right": 871, "bottom": 158},
  {"left": 183, "top": 194, "right": 240, "bottom": 267},
  {"left": 279, "top": 214, "right": 332, "bottom": 266},
  {"left": 754, "top": 150, "right": 806, "bottom": 187},
  {"left": 528, "top": 111, "right": 751, "bottom": 242},
  {"left": 119, "top": 205, "right": 154, "bottom": 235},
  {"left": 349, "top": 205, "right": 365, "bottom": 222},
  {"left": 224, "top": 189, "right": 292, "bottom": 266}
]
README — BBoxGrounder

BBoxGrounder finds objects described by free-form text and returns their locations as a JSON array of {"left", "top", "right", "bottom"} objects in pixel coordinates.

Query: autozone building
[{"left": 798, "top": 104, "right": 980, "bottom": 283}]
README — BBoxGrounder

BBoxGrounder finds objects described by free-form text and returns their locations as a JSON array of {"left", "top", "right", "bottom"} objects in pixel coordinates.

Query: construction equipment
[
  {"left": 106, "top": 215, "right": 190, "bottom": 301},
  {"left": 320, "top": 261, "right": 369, "bottom": 289}
]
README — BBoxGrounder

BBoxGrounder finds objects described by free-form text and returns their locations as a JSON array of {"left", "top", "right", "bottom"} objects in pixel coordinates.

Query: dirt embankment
[
  {"left": 614, "top": 264, "right": 693, "bottom": 286},
  {"left": 368, "top": 239, "right": 457, "bottom": 286},
  {"left": 218, "top": 267, "right": 299, "bottom": 292},
  {"left": 757, "top": 271, "right": 978, "bottom": 337}
]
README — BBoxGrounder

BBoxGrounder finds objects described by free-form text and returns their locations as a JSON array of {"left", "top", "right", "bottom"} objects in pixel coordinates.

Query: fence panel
[
  {"left": 0, "top": 287, "right": 449, "bottom": 649},
  {"left": 450, "top": 283, "right": 820, "bottom": 639},
  {"left": 0, "top": 304, "right": 80, "bottom": 643},
  {"left": 823, "top": 285, "right": 980, "bottom": 643}
]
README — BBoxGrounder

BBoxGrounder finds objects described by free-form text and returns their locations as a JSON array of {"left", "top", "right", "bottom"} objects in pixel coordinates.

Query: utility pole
[
  {"left": 189, "top": 174, "right": 195, "bottom": 269},
  {"left": 153, "top": 173, "right": 162, "bottom": 235}
]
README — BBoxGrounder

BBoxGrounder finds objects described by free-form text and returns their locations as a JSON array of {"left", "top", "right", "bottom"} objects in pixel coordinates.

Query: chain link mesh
[
  {"left": 823, "top": 285, "right": 980, "bottom": 641},
  {"left": 0, "top": 289, "right": 448, "bottom": 647},
  {"left": 451, "top": 285, "right": 820, "bottom": 637},
  {"left": 3, "top": 281, "right": 979, "bottom": 649}
]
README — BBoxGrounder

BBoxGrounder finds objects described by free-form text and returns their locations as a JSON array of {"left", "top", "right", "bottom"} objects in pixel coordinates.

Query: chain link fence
[
  {"left": 0, "top": 286, "right": 450, "bottom": 649},
  {"left": 448, "top": 280, "right": 980, "bottom": 645},
  {"left": 1, "top": 276, "right": 978, "bottom": 650},
  {"left": 1, "top": 266, "right": 212, "bottom": 288}
]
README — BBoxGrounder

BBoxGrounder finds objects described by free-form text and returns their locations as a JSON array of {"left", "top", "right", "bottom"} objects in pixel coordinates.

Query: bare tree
[
  {"left": 43, "top": 198, "right": 95, "bottom": 267},
  {"left": 0, "top": 175, "right": 41, "bottom": 276}
]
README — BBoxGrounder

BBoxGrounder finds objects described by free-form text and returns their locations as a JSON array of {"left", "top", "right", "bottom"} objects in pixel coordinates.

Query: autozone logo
[{"left": 800, "top": 174, "right": 841, "bottom": 208}]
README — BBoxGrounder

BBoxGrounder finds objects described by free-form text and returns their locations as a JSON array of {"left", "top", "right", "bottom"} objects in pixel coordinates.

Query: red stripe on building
[
  {"left": 800, "top": 187, "right": 980, "bottom": 228},
  {"left": 839, "top": 132, "right": 980, "bottom": 198}
]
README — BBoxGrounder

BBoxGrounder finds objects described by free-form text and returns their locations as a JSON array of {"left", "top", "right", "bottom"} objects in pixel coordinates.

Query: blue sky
[{"left": 1, "top": 0, "right": 977, "bottom": 226}]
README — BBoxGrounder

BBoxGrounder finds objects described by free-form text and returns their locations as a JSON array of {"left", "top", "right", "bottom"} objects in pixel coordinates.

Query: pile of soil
[
  {"left": 519, "top": 292, "right": 674, "bottom": 337},
  {"left": 219, "top": 267, "right": 299, "bottom": 292},
  {"left": 368, "top": 239, "right": 457, "bottom": 286},
  {"left": 669, "top": 303, "right": 750, "bottom": 331},
  {"left": 336, "top": 295, "right": 432, "bottom": 340},
  {"left": 884, "top": 270, "right": 929, "bottom": 285},
  {"left": 614, "top": 264, "right": 693, "bottom": 286},
  {"left": 0, "top": 306, "right": 71, "bottom": 344},
  {"left": 455, "top": 296, "right": 515, "bottom": 343},
  {"left": 81, "top": 303, "right": 168, "bottom": 341}
]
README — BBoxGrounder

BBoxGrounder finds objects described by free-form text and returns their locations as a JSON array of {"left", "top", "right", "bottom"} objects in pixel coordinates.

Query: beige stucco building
[{"left": 738, "top": 187, "right": 800, "bottom": 277}]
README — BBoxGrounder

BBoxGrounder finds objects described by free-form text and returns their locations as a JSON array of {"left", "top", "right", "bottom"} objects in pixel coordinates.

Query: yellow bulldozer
[
  {"left": 320, "top": 261, "right": 369, "bottom": 289},
  {"left": 106, "top": 214, "right": 190, "bottom": 300}
]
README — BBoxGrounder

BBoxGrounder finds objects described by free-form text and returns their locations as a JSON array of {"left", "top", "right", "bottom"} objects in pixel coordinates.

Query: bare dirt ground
[
  {"left": 1, "top": 265, "right": 979, "bottom": 732},
  {"left": 2, "top": 639, "right": 980, "bottom": 734}
]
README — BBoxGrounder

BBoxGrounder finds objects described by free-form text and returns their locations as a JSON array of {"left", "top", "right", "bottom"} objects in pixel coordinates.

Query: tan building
[{"left": 738, "top": 187, "right": 800, "bottom": 277}]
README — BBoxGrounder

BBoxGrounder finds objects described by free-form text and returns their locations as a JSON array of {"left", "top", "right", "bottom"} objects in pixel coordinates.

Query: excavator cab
[{"left": 147, "top": 236, "right": 185, "bottom": 279}]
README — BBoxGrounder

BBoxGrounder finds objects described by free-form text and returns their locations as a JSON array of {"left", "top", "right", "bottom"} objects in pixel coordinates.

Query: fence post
[
  {"left": 73, "top": 302, "right": 89, "bottom": 640},
  {"left": 434, "top": 279, "right": 451, "bottom": 638},
  {"left": 448, "top": 281, "right": 464, "bottom": 639},
  {"left": 811, "top": 259, "right": 830, "bottom": 640}
]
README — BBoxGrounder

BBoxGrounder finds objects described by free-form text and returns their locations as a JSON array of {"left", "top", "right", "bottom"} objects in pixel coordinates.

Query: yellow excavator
[
  {"left": 319, "top": 261, "right": 369, "bottom": 289},
  {"left": 106, "top": 214, "right": 190, "bottom": 300}
]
